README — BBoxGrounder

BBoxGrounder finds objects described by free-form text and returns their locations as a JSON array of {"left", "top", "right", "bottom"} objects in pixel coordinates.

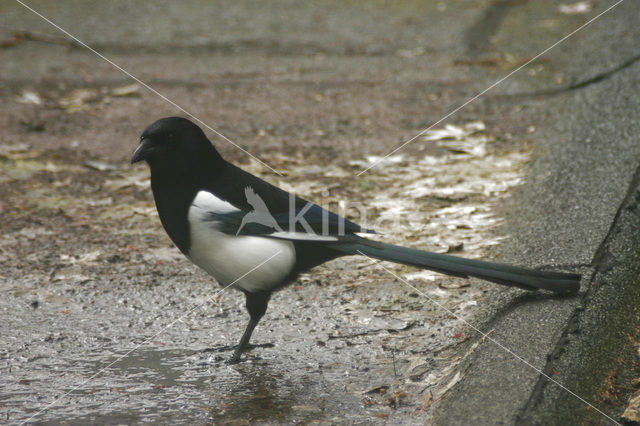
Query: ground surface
[{"left": 1, "top": 1, "right": 639, "bottom": 424}]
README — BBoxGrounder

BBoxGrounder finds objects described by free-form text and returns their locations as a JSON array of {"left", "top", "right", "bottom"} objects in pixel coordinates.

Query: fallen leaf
[
  {"left": 364, "top": 385, "right": 389, "bottom": 394},
  {"left": 0, "top": 143, "right": 30, "bottom": 158},
  {"left": 84, "top": 161, "right": 119, "bottom": 171},
  {"left": 558, "top": 1, "right": 594, "bottom": 15},
  {"left": 111, "top": 83, "right": 141, "bottom": 97},
  {"left": 16, "top": 90, "right": 42, "bottom": 105},
  {"left": 105, "top": 170, "right": 150, "bottom": 190},
  {"left": 622, "top": 390, "right": 640, "bottom": 423},
  {"left": 58, "top": 88, "right": 101, "bottom": 110}
]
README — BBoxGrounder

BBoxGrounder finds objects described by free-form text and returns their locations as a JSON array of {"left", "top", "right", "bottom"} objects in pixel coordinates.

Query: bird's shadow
[
  {"left": 487, "top": 286, "right": 581, "bottom": 325},
  {"left": 201, "top": 342, "right": 275, "bottom": 354}
]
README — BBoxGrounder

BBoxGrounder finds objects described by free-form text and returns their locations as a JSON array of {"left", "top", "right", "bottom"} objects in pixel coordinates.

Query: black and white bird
[{"left": 131, "top": 117, "right": 581, "bottom": 363}]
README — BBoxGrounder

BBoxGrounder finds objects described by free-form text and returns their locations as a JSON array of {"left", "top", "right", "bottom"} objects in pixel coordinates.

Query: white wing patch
[
  {"left": 269, "top": 232, "right": 338, "bottom": 242},
  {"left": 192, "top": 190, "right": 339, "bottom": 242},
  {"left": 192, "top": 190, "right": 240, "bottom": 214}
]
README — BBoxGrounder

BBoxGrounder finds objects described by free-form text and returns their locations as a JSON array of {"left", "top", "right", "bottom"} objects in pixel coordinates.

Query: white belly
[{"left": 187, "top": 201, "right": 296, "bottom": 293}]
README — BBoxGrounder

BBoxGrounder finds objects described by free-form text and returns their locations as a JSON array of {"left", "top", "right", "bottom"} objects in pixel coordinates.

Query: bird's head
[{"left": 131, "top": 117, "right": 222, "bottom": 170}]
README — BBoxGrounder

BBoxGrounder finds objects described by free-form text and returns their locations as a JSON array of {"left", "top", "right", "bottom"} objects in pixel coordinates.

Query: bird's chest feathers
[
  {"left": 151, "top": 178, "right": 197, "bottom": 255},
  {"left": 186, "top": 191, "right": 296, "bottom": 293}
]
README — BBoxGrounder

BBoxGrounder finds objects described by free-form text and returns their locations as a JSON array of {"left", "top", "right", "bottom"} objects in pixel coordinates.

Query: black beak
[{"left": 131, "top": 138, "right": 153, "bottom": 164}]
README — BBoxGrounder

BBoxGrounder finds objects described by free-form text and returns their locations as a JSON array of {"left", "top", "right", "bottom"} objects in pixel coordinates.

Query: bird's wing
[
  {"left": 197, "top": 162, "right": 376, "bottom": 240},
  {"left": 191, "top": 189, "right": 371, "bottom": 242}
]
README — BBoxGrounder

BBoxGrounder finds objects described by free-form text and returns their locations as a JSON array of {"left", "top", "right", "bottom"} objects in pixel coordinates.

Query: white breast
[{"left": 187, "top": 191, "right": 296, "bottom": 293}]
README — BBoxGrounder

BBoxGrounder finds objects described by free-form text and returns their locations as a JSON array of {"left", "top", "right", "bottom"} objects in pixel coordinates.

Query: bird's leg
[{"left": 228, "top": 292, "right": 270, "bottom": 364}]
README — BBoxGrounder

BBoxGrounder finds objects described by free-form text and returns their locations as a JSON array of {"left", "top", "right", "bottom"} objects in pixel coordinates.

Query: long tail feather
[{"left": 333, "top": 240, "right": 580, "bottom": 293}]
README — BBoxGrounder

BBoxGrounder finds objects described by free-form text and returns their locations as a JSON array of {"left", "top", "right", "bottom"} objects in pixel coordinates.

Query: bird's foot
[{"left": 227, "top": 352, "right": 242, "bottom": 364}]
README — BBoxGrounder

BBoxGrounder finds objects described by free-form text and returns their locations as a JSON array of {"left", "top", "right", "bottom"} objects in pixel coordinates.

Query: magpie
[{"left": 131, "top": 117, "right": 581, "bottom": 363}]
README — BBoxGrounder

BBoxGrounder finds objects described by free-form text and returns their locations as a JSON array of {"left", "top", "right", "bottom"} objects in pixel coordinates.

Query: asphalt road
[{"left": 434, "top": 1, "right": 640, "bottom": 424}]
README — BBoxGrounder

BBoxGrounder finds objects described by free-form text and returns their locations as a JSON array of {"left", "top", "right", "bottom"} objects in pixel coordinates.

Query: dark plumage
[{"left": 132, "top": 116, "right": 581, "bottom": 363}]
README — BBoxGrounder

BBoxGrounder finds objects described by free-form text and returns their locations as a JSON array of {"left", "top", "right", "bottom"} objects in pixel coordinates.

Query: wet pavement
[
  {"left": 0, "top": 120, "right": 515, "bottom": 423},
  {"left": 1, "top": 0, "right": 639, "bottom": 424}
]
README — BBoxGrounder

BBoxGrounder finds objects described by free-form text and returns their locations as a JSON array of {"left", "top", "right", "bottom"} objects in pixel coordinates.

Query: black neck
[{"left": 149, "top": 157, "right": 225, "bottom": 254}]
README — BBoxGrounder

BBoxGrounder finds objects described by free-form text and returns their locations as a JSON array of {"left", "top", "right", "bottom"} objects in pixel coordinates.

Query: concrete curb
[{"left": 433, "top": 3, "right": 640, "bottom": 421}]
